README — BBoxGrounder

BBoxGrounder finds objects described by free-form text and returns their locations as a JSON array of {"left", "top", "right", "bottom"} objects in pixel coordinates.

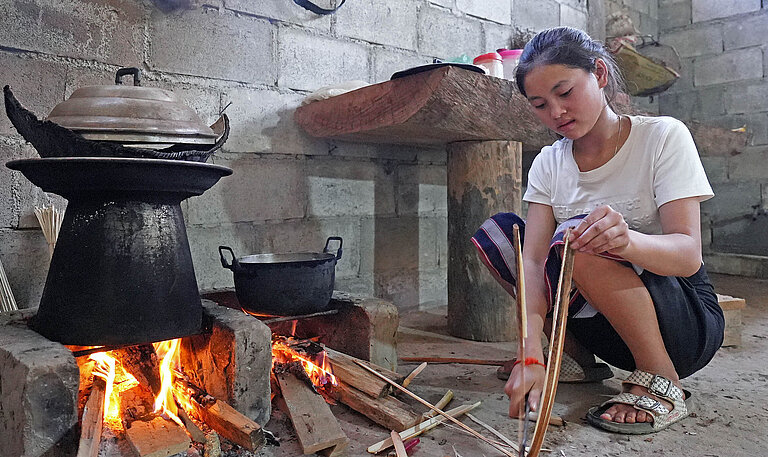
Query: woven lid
[{"left": 47, "top": 68, "right": 217, "bottom": 147}]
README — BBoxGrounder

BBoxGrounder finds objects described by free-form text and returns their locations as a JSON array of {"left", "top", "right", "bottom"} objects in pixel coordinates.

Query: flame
[
  {"left": 89, "top": 352, "right": 139, "bottom": 430},
  {"left": 152, "top": 338, "right": 184, "bottom": 427},
  {"left": 271, "top": 338, "right": 338, "bottom": 388}
]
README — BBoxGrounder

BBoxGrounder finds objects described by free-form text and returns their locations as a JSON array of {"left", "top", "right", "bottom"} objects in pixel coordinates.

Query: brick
[
  {"left": 704, "top": 251, "right": 768, "bottom": 278},
  {"left": 372, "top": 47, "right": 432, "bottom": 83},
  {"left": 559, "top": 4, "right": 588, "bottom": 31},
  {"left": 631, "top": 95, "right": 660, "bottom": 115},
  {"left": 692, "top": 0, "right": 761, "bottom": 23},
  {"left": 0, "top": 229, "right": 49, "bottom": 309},
  {"left": 417, "top": 216, "right": 447, "bottom": 270},
  {"left": 418, "top": 6, "right": 483, "bottom": 59},
  {"left": 186, "top": 223, "right": 258, "bottom": 291},
  {"left": 624, "top": 0, "right": 650, "bottom": 15},
  {"left": 456, "top": 0, "right": 512, "bottom": 25},
  {"left": 0, "top": 53, "right": 68, "bottom": 136},
  {"left": 181, "top": 301, "right": 272, "bottom": 425},
  {"left": 0, "top": 0, "right": 144, "bottom": 64},
  {"left": 249, "top": 217, "right": 362, "bottom": 278},
  {"left": 278, "top": 27, "right": 370, "bottom": 91},
  {"left": 327, "top": 140, "right": 424, "bottom": 163},
  {"left": 396, "top": 164, "right": 447, "bottom": 216},
  {"left": 418, "top": 267, "right": 448, "bottom": 309},
  {"left": 696, "top": 86, "right": 727, "bottom": 118},
  {"left": 693, "top": 47, "right": 763, "bottom": 86},
  {"left": 703, "top": 180, "right": 761, "bottom": 221},
  {"left": 512, "top": 0, "right": 560, "bottom": 32},
  {"left": 483, "top": 22, "right": 513, "bottom": 52},
  {"left": 725, "top": 82, "right": 768, "bottom": 114},
  {"left": 662, "top": 56, "right": 695, "bottom": 94},
  {"left": 701, "top": 156, "right": 728, "bottom": 183},
  {"left": 657, "top": 91, "right": 697, "bottom": 121},
  {"left": 336, "top": 0, "right": 418, "bottom": 50},
  {"left": 225, "top": 0, "right": 331, "bottom": 31},
  {"left": 220, "top": 86, "right": 326, "bottom": 156},
  {"left": 638, "top": 12, "right": 658, "bottom": 37},
  {"left": 728, "top": 148, "right": 768, "bottom": 180},
  {"left": 723, "top": 12, "right": 768, "bottom": 50},
  {"left": 184, "top": 154, "right": 307, "bottom": 225},
  {"left": 305, "top": 157, "right": 396, "bottom": 217},
  {"left": 375, "top": 267, "right": 420, "bottom": 310},
  {"left": 335, "top": 273, "right": 375, "bottom": 297},
  {"left": 660, "top": 26, "right": 723, "bottom": 58},
  {"left": 149, "top": 8, "right": 275, "bottom": 85},
  {"left": 659, "top": 0, "right": 691, "bottom": 30}
]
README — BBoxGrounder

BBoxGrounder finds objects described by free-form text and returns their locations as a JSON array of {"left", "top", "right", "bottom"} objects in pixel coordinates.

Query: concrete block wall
[
  {"left": 0, "top": 0, "right": 591, "bottom": 312},
  {"left": 657, "top": 1, "right": 768, "bottom": 257}
]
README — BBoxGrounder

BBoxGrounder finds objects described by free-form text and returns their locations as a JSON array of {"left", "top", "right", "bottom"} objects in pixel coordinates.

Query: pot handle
[
  {"left": 115, "top": 67, "right": 141, "bottom": 86},
  {"left": 218, "top": 246, "right": 240, "bottom": 270},
  {"left": 323, "top": 236, "right": 343, "bottom": 260}
]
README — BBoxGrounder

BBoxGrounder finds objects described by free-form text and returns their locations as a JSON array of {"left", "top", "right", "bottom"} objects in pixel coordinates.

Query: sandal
[
  {"left": 496, "top": 352, "right": 613, "bottom": 383},
  {"left": 586, "top": 369, "right": 692, "bottom": 434}
]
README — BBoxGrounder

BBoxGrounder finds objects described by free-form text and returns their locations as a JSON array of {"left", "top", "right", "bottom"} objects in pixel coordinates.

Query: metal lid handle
[{"left": 115, "top": 67, "right": 142, "bottom": 86}]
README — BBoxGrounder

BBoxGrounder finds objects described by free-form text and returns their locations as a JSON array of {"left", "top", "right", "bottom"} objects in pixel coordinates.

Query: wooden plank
[
  {"left": 125, "top": 416, "right": 190, "bottom": 457},
  {"left": 189, "top": 397, "right": 264, "bottom": 451},
  {"left": 76, "top": 378, "right": 105, "bottom": 457},
  {"left": 294, "top": 66, "right": 554, "bottom": 149},
  {"left": 331, "top": 381, "right": 420, "bottom": 432},
  {"left": 276, "top": 372, "right": 349, "bottom": 455},
  {"left": 717, "top": 294, "right": 746, "bottom": 347},
  {"left": 717, "top": 294, "right": 746, "bottom": 310},
  {"left": 325, "top": 347, "right": 403, "bottom": 398}
]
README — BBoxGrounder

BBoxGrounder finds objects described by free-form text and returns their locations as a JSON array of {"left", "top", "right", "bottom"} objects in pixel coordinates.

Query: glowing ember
[
  {"left": 89, "top": 352, "right": 139, "bottom": 430},
  {"left": 152, "top": 338, "right": 184, "bottom": 427},
  {"left": 272, "top": 336, "right": 337, "bottom": 388}
]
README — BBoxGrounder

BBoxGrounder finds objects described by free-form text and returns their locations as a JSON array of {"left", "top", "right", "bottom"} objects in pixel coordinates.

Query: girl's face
[{"left": 523, "top": 61, "right": 608, "bottom": 140}]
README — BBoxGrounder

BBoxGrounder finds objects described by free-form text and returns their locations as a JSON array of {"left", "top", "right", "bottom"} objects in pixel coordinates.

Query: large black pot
[{"left": 219, "top": 237, "right": 343, "bottom": 316}]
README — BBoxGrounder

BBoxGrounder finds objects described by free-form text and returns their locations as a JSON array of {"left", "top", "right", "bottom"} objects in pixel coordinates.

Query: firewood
[
  {"left": 325, "top": 347, "right": 404, "bottom": 398},
  {"left": 391, "top": 430, "right": 408, "bottom": 457},
  {"left": 76, "top": 378, "right": 105, "bottom": 457},
  {"left": 178, "top": 407, "right": 207, "bottom": 443},
  {"left": 421, "top": 390, "right": 453, "bottom": 420},
  {"left": 111, "top": 344, "right": 161, "bottom": 395},
  {"left": 188, "top": 397, "right": 264, "bottom": 451},
  {"left": 174, "top": 370, "right": 265, "bottom": 451},
  {"left": 125, "top": 416, "right": 190, "bottom": 457},
  {"left": 330, "top": 381, "right": 420, "bottom": 432},
  {"left": 276, "top": 372, "right": 349, "bottom": 455}
]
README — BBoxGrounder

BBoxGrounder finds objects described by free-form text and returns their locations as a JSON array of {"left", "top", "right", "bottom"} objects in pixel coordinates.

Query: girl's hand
[
  {"left": 568, "top": 205, "right": 630, "bottom": 255},
  {"left": 505, "top": 362, "right": 547, "bottom": 417}
]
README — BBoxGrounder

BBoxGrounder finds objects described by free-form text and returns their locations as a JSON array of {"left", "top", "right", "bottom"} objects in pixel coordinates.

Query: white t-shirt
[{"left": 523, "top": 115, "right": 713, "bottom": 235}]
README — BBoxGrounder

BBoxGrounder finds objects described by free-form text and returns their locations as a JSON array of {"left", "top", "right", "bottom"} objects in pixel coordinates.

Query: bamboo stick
[
  {"left": 367, "top": 402, "right": 480, "bottom": 454},
  {"left": 0, "top": 257, "right": 18, "bottom": 312},
  {"left": 422, "top": 390, "right": 454, "bottom": 420},
  {"left": 466, "top": 413, "right": 518, "bottom": 451},
  {"left": 513, "top": 224, "right": 527, "bottom": 455},
  {"left": 401, "top": 362, "right": 427, "bottom": 388},
  {"left": 354, "top": 360, "right": 516, "bottom": 457}
]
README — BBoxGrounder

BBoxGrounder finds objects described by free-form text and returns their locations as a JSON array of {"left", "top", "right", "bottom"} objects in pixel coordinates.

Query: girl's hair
[{"left": 515, "top": 27, "right": 625, "bottom": 110}]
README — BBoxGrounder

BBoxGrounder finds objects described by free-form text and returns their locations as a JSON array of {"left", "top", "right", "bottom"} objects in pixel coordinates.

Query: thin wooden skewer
[
  {"left": 527, "top": 229, "right": 575, "bottom": 457},
  {"left": 466, "top": 413, "right": 518, "bottom": 451},
  {"left": 512, "top": 224, "right": 527, "bottom": 455},
  {"left": 354, "top": 360, "right": 517, "bottom": 457},
  {"left": 422, "top": 390, "right": 454, "bottom": 420},
  {"left": 400, "top": 357, "right": 507, "bottom": 366}
]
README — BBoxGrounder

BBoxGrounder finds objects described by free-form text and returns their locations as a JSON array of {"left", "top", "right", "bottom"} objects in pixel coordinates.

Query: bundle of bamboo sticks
[
  {"left": 0, "top": 257, "right": 17, "bottom": 312},
  {"left": 34, "top": 205, "right": 63, "bottom": 259}
]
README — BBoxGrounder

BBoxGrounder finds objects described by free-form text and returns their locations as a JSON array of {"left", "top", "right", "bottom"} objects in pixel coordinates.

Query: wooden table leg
[{"left": 446, "top": 140, "right": 522, "bottom": 341}]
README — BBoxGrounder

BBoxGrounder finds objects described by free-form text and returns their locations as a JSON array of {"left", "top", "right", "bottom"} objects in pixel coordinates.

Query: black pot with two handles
[{"left": 219, "top": 237, "right": 343, "bottom": 316}]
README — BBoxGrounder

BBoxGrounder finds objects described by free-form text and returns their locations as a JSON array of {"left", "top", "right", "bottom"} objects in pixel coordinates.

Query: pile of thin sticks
[
  {"left": 0, "top": 257, "right": 17, "bottom": 312},
  {"left": 34, "top": 204, "right": 63, "bottom": 259}
]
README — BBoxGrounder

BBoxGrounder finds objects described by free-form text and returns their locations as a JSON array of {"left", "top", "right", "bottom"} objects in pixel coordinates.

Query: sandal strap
[
  {"left": 602, "top": 392, "right": 670, "bottom": 416},
  {"left": 622, "top": 370, "right": 684, "bottom": 402}
]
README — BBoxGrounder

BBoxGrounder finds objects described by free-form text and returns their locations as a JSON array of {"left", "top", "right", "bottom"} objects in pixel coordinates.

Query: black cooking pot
[{"left": 219, "top": 237, "right": 343, "bottom": 316}]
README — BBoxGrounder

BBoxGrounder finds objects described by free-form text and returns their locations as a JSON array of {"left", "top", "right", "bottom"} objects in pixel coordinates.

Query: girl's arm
[
  {"left": 568, "top": 197, "right": 703, "bottom": 277},
  {"left": 505, "top": 202, "right": 557, "bottom": 415}
]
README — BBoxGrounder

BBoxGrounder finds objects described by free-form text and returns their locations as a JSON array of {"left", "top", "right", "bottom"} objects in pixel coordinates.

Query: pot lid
[{"left": 46, "top": 67, "right": 218, "bottom": 146}]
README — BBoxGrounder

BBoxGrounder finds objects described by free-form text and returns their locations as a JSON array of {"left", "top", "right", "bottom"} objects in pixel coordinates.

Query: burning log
[
  {"left": 76, "top": 378, "right": 105, "bottom": 457},
  {"left": 330, "top": 381, "right": 420, "bottom": 432},
  {"left": 174, "top": 370, "right": 265, "bottom": 451},
  {"left": 112, "top": 344, "right": 161, "bottom": 396},
  {"left": 125, "top": 416, "right": 190, "bottom": 457},
  {"left": 324, "top": 347, "right": 404, "bottom": 398},
  {"left": 276, "top": 372, "right": 349, "bottom": 456}
]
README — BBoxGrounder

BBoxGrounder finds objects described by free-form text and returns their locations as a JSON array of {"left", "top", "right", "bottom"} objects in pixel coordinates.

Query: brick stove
[{"left": 0, "top": 292, "right": 398, "bottom": 456}]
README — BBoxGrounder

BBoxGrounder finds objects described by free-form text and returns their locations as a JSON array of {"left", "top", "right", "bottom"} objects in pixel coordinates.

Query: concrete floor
[{"left": 261, "top": 273, "right": 768, "bottom": 457}]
